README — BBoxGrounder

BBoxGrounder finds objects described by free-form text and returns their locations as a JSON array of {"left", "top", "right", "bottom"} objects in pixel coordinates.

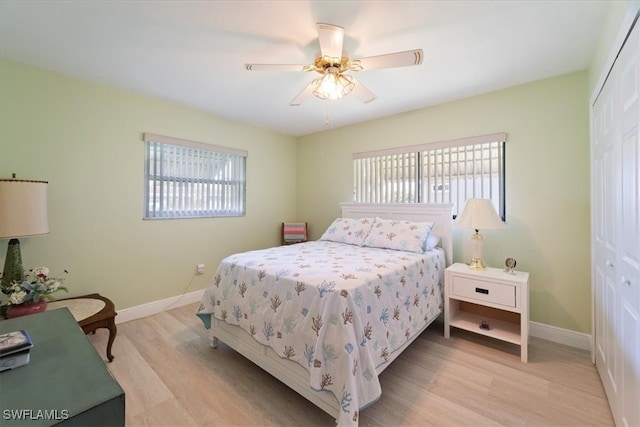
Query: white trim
[
  {"left": 529, "top": 321, "right": 592, "bottom": 351},
  {"left": 115, "top": 289, "right": 205, "bottom": 324},
  {"left": 114, "top": 289, "right": 592, "bottom": 352}
]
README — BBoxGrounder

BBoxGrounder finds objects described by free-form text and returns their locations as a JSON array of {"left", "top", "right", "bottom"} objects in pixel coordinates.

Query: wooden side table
[{"left": 47, "top": 293, "right": 117, "bottom": 362}]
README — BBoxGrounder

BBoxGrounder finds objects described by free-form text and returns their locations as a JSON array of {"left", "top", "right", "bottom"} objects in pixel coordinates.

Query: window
[
  {"left": 143, "top": 133, "right": 247, "bottom": 219},
  {"left": 353, "top": 133, "right": 506, "bottom": 219}
]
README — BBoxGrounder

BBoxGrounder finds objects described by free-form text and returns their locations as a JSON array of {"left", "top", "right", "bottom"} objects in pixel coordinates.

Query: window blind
[
  {"left": 353, "top": 133, "right": 506, "bottom": 218},
  {"left": 143, "top": 133, "right": 247, "bottom": 219}
]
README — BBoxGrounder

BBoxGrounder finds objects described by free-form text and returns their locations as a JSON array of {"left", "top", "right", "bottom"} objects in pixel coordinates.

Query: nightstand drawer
[{"left": 451, "top": 276, "right": 516, "bottom": 307}]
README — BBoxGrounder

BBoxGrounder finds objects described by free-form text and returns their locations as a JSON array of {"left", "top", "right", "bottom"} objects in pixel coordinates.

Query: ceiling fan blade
[
  {"left": 317, "top": 23, "right": 344, "bottom": 60},
  {"left": 350, "top": 78, "right": 376, "bottom": 104},
  {"left": 290, "top": 81, "right": 317, "bottom": 106},
  {"left": 351, "top": 49, "right": 423, "bottom": 71},
  {"left": 245, "top": 64, "right": 311, "bottom": 72}
]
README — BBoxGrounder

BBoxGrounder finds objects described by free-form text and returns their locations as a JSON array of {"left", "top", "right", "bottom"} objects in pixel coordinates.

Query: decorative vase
[
  {"left": 6, "top": 300, "right": 48, "bottom": 318},
  {"left": 1, "top": 238, "right": 25, "bottom": 290}
]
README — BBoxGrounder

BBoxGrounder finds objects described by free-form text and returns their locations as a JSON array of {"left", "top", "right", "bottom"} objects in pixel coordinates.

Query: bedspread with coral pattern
[{"left": 197, "top": 240, "right": 445, "bottom": 426}]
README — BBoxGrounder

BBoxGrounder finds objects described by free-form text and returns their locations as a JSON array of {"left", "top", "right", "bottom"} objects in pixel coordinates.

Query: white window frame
[
  {"left": 353, "top": 133, "right": 506, "bottom": 219},
  {"left": 143, "top": 133, "right": 247, "bottom": 219}
]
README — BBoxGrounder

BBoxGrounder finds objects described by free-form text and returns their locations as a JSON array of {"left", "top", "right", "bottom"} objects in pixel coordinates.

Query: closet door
[
  {"left": 592, "top": 54, "right": 620, "bottom": 415},
  {"left": 593, "top": 17, "right": 640, "bottom": 427},
  {"left": 617, "top": 20, "right": 639, "bottom": 427}
]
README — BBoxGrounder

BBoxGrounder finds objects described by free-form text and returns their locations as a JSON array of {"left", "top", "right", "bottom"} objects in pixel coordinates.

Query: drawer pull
[{"left": 475, "top": 287, "right": 489, "bottom": 295}]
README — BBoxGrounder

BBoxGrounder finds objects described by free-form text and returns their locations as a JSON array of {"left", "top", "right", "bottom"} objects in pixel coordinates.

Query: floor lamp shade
[
  {"left": 0, "top": 179, "right": 49, "bottom": 290},
  {"left": 455, "top": 198, "right": 504, "bottom": 270}
]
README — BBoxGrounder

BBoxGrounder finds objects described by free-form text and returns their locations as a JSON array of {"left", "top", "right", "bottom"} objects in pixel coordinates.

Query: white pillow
[
  {"left": 319, "top": 217, "right": 375, "bottom": 246},
  {"left": 363, "top": 217, "right": 434, "bottom": 253},
  {"left": 424, "top": 232, "right": 441, "bottom": 251}
]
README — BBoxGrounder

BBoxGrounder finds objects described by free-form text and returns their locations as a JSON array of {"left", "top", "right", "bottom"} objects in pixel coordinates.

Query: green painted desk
[{"left": 0, "top": 308, "right": 125, "bottom": 426}]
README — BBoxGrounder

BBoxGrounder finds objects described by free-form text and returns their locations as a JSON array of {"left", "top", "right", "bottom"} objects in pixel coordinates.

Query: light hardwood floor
[{"left": 88, "top": 303, "right": 614, "bottom": 426}]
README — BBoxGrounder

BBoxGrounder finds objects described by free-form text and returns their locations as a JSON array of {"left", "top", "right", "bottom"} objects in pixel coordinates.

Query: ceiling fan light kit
[
  {"left": 312, "top": 72, "right": 354, "bottom": 101},
  {"left": 245, "top": 23, "right": 423, "bottom": 107}
]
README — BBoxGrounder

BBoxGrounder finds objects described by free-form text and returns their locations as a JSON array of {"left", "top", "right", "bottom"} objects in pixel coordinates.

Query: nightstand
[{"left": 444, "top": 263, "right": 530, "bottom": 362}]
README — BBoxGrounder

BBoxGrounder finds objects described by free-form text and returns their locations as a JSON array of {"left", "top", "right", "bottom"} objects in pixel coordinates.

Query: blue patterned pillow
[
  {"left": 363, "top": 217, "right": 434, "bottom": 253},
  {"left": 319, "top": 217, "right": 375, "bottom": 246}
]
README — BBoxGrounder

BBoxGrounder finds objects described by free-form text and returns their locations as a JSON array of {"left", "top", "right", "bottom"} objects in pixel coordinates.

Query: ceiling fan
[{"left": 245, "top": 23, "right": 423, "bottom": 106}]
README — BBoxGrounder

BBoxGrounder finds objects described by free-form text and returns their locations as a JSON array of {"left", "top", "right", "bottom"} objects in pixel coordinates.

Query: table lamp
[
  {"left": 0, "top": 176, "right": 49, "bottom": 292},
  {"left": 455, "top": 198, "right": 504, "bottom": 270}
]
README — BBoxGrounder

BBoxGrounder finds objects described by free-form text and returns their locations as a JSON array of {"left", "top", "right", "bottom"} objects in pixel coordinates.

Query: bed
[{"left": 197, "top": 203, "right": 453, "bottom": 426}]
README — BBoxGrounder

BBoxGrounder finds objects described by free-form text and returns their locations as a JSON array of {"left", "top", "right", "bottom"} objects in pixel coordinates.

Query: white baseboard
[
  {"left": 115, "top": 289, "right": 205, "bottom": 324},
  {"left": 115, "top": 291, "right": 592, "bottom": 352},
  {"left": 529, "top": 321, "right": 592, "bottom": 351}
]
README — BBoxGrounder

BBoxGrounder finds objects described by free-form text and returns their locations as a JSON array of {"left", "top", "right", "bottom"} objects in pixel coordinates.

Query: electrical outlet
[{"left": 196, "top": 264, "right": 205, "bottom": 275}]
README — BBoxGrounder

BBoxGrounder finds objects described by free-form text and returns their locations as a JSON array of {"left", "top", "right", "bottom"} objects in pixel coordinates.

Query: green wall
[
  {"left": 0, "top": 60, "right": 596, "bottom": 333},
  {"left": 0, "top": 58, "right": 298, "bottom": 310},
  {"left": 296, "top": 71, "right": 592, "bottom": 333}
]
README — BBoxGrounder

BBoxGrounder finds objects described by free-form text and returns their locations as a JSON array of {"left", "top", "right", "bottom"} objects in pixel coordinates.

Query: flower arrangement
[{"left": 2, "top": 267, "right": 68, "bottom": 306}]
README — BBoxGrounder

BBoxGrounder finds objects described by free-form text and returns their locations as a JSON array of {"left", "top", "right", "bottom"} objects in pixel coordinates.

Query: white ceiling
[{"left": 0, "top": 1, "right": 609, "bottom": 137}]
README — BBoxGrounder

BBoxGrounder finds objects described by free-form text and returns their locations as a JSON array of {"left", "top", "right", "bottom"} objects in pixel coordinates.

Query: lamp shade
[
  {"left": 0, "top": 179, "right": 49, "bottom": 239},
  {"left": 455, "top": 198, "right": 504, "bottom": 230}
]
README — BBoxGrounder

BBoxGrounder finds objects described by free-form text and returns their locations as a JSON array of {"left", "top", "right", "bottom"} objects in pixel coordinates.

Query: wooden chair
[{"left": 281, "top": 222, "right": 308, "bottom": 245}]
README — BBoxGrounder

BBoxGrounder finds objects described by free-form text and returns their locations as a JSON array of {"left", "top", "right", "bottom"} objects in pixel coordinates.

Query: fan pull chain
[{"left": 325, "top": 100, "right": 334, "bottom": 128}]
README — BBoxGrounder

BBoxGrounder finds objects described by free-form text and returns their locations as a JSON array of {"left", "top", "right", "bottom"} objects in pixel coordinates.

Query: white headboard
[{"left": 340, "top": 203, "right": 454, "bottom": 266}]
